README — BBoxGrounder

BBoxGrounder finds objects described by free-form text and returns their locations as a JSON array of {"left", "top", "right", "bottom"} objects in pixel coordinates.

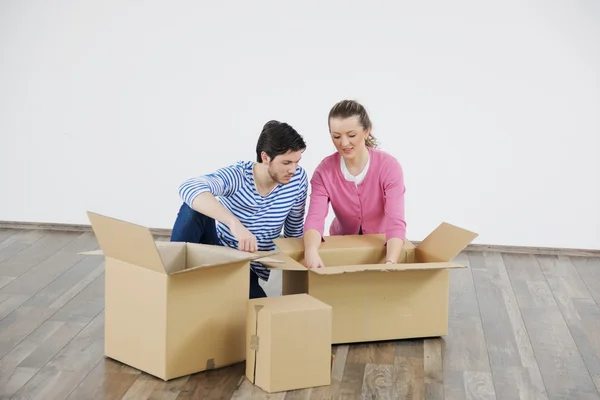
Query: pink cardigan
[{"left": 304, "top": 147, "right": 407, "bottom": 241}]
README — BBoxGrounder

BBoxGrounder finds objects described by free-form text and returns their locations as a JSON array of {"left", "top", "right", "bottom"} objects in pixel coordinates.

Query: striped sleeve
[
  {"left": 178, "top": 164, "right": 244, "bottom": 207},
  {"left": 283, "top": 168, "right": 308, "bottom": 238}
]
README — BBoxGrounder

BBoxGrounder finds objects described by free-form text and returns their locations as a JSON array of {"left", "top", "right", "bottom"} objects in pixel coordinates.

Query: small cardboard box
[
  {"left": 83, "top": 211, "right": 274, "bottom": 381},
  {"left": 260, "top": 222, "right": 478, "bottom": 344},
  {"left": 246, "top": 294, "right": 332, "bottom": 393}
]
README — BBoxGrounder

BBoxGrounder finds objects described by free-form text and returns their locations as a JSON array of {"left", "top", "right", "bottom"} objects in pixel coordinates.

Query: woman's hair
[{"left": 328, "top": 99, "right": 378, "bottom": 148}]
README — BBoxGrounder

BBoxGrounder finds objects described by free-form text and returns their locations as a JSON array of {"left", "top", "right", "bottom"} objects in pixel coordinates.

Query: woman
[{"left": 303, "top": 99, "right": 407, "bottom": 268}]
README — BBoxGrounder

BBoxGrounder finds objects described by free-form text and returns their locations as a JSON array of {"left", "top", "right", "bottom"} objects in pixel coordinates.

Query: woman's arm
[
  {"left": 385, "top": 237, "right": 405, "bottom": 264},
  {"left": 303, "top": 170, "right": 330, "bottom": 268},
  {"left": 382, "top": 157, "right": 407, "bottom": 263}
]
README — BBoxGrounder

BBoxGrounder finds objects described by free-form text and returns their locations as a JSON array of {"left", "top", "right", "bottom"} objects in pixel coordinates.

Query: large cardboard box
[
  {"left": 260, "top": 222, "right": 478, "bottom": 344},
  {"left": 83, "top": 211, "right": 274, "bottom": 381},
  {"left": 246, "top": 294, "right": 332, "bottom": 393}
]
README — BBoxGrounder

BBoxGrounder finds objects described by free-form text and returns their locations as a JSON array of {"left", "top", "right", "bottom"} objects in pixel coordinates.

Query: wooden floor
[{"left": 0, "top": 229, "right": 599, "bottom": 400}]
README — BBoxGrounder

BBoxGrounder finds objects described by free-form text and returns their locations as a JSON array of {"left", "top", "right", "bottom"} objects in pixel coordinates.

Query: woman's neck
[{"left": 344, "top": 147, "right": 370, "bottom": 176}]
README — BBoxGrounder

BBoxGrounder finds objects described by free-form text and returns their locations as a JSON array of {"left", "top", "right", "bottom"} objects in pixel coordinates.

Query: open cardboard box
[
  {"left": 259, "top": 222, "right": 478, "bottom": 344},
  {"left": 81, "top": 211, "right": 276, "bottom": 380}
]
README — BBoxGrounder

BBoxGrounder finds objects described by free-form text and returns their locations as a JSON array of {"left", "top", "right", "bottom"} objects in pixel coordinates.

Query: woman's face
[{"left": 329, "top": 115, "right": 370, "bottom": 161}]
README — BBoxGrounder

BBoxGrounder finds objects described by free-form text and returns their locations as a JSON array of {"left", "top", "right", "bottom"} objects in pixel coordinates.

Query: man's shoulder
[
  {"left": 212, "top": 160, "right": 253, "bottom": 177},
  {"left": 286, "top": 165, "right": 308, "bottom": 188}
]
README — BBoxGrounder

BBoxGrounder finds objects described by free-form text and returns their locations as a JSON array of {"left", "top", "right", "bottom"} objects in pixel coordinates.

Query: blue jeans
[{"left": 170, "top": 203, "right": 267, "bottom": 299}]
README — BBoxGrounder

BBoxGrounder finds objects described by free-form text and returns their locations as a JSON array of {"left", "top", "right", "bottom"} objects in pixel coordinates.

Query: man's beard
[{"left": 268, "top": 168, "right": 288, "bottom": 185}]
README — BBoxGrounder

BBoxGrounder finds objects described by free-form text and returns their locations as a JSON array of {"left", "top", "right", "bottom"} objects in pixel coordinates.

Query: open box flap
[
  {"left": 79, "top": 240, "right": 173, "bottom": 256},
  {"left": 86, "top": 211, "right": 167, "bottom": 274},
  {"left": 256, "top": 253, "right": 307, "bottom": 271},
  {"left": 311, "top": 261, "right": 466, "bottom": 275},
  {"left": 169, "top": 245, "right": 277, "bottom": 275},
  {"left": 417, "top": 222, "right": 478, "bottom": 262},
  {"left": 320, "top": 233, "right": 387, "bottom": 249}
]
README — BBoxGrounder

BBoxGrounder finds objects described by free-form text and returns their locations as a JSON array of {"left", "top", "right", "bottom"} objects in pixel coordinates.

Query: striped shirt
[{"left": 178, "top": 160, "right": 308, "bottom": 280}]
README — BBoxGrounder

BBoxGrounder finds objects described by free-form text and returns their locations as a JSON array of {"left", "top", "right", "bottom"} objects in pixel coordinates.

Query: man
[{"left": 170, "top": 120, "right": 308, "bottom": 299}]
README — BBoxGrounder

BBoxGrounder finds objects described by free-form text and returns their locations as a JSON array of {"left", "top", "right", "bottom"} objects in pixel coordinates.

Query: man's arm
[
  {"left": 178, "top": 165, "right": 244, "bottom": 228},
  {"left": 178, "top": 165, "right": 258, "bottom": 252},
  {"left": 283, "top": 169, "right": 308, "bottom": 238}
]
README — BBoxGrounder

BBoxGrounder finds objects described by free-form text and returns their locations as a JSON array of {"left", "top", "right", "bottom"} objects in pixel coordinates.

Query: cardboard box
[
  {"left": 260, "top": 222, "right": 478, "bottom": 344},
  {"left": 82, "top": 211, "right": 274, "bottom": 381},
  {"left": 246, "top": 294, "right": 332, "bottom": 393}
]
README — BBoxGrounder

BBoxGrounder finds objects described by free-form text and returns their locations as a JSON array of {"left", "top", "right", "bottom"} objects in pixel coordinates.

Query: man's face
[{"left": 264, "top": 150, "right": 303, "bottom": 184}]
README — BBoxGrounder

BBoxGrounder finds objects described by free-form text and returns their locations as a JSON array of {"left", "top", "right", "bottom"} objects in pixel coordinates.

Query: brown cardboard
[
  {"left": 246, "top": 294, "right": 332, "bottom": 393},
  {"left": 82, "top": 211, "right": 275, "bottom": 381},
  {"left": 258, "top": 222, "right": 478, "bottom": 344}
]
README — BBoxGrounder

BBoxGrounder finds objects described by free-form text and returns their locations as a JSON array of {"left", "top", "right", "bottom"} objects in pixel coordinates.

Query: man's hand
[
  {"left": 230, "top": 221, "right": 258, "bottom": 253},
  {"left": 304, "top": 248, "right": 325, "bottom": 269}
]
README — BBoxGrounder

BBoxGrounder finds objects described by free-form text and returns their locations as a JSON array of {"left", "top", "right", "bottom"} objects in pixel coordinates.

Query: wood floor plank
[
  {"left": 538, "top": 254, "right": 600, "bottom": 394},
  {"left": 0, "top": 231, "right": 81, "bottom": 278},
  {"left": 0, "top": 230, "right": 46, "bottom": 264},
  {"left": 0, "top": 293, "right": 29, "bottom": 320},
  {"left": 0, "top": 276, "right": 14, "bottom": 290},
  {"left": 0, "top": 272, "right": 105, "bottom": 397},
  {"left": 393, "top": 339, "right": 424, "bottom": 399},
  {"left": 443, "top": 252, "right": 496, "bottom": 400},
  {"left": 0, "top": 228, "right": 17, "bottom": 244},
  {"left": 503, "top": 253, "right": 600, "bottom": 399},
  {"left": 469, "top": 251, "right": 548, "bottom": 399},
  {"left": 65, "top": 358, "right": 140, "bottom": 400},
  {"left": 423, "top": 338, "right": 444, "bottom": 400},
  {"left": 338, "top": 345, "right": 367, "bottom": 399},
  {"left": 171, "top": 362, "right": 245, "bottom": 400},
  {"left": 0, "top": 320, "right": 65, "bottom": 398},
  {"left": 362, "top": 363, "right": 393, "bottom": 399},
  {"left": 305, "top": 344, "right": 349, "bottom": 400},
  {"left": 9, "top": 310, "right": 105, "bottom": 400},
  {"left": 571, "top": 256, "right": 600, "bottom": 305},
  {"left": 230, "top": 377, "right": 286, "bottom": 399},
  {"left": 0, "top": 232, "right": 99, "bottom": 321},
  {"left": 0, "top": 241, "right": 103, "bottom": 364},
  {"left": 0, "top": 232, "right": 97, "bottom": 297}
]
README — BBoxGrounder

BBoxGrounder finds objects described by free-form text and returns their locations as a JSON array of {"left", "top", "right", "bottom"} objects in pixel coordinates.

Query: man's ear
[{"left": 260, "top": 151, "right": 271, "bottom": 164}]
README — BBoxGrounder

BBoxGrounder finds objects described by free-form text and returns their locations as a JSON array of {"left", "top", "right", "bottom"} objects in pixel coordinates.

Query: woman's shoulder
[
  {"left": 369, "top": 147, "right": 402, "bottom": 167},
  {"left": 314, "top": 151, "right": 340, "bottom": 172}
]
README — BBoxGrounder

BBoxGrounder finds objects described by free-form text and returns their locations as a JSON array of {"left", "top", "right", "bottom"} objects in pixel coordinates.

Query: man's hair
[{"left": 256, "top": 120, "right": 306, "bottom": 162}]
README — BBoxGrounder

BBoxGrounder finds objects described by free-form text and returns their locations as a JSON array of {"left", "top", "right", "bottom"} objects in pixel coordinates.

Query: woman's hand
[{"left": 305, "top": 249, "right": 325, "bottom": 269}]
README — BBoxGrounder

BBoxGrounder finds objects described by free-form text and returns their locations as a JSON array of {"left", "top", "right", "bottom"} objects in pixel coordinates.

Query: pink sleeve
[
  {"left": 303, "top": 168, "right": 330, "bottom": 238},
  {"left": 382, "top": 157, "right": 407, "bottom": 241}
]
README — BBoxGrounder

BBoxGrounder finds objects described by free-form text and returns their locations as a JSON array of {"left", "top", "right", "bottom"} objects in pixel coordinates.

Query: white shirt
[{"left": 340, "top": 155, "right": 370, "bottom": 187}]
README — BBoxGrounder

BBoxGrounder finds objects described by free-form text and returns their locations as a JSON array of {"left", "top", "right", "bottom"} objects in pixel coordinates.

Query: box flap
[
  {"left": 417, "top": 222, "right": 478, "bottom": 262},
  {"left": 320, "top": 234, "right": 386, "bottom": 249},
  {"left": 170, "top": 244, "right": 276, "bottom": 275},
  {"left": 87, "top": 211, "right": 166, "bottom": 274},
  {"left": 256, "top": 253, "right": 307, "bottom": 271},
  {"left": 78, "top": 240, "right": 172, "bottom": 256},
  {"left": 311, "top": 261, "right": 465, "bottom": 275}
]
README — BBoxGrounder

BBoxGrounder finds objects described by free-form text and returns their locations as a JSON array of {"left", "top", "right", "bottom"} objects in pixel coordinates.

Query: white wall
[{"left": 1, "top": 0, "right": 599, "bottom": 250}]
